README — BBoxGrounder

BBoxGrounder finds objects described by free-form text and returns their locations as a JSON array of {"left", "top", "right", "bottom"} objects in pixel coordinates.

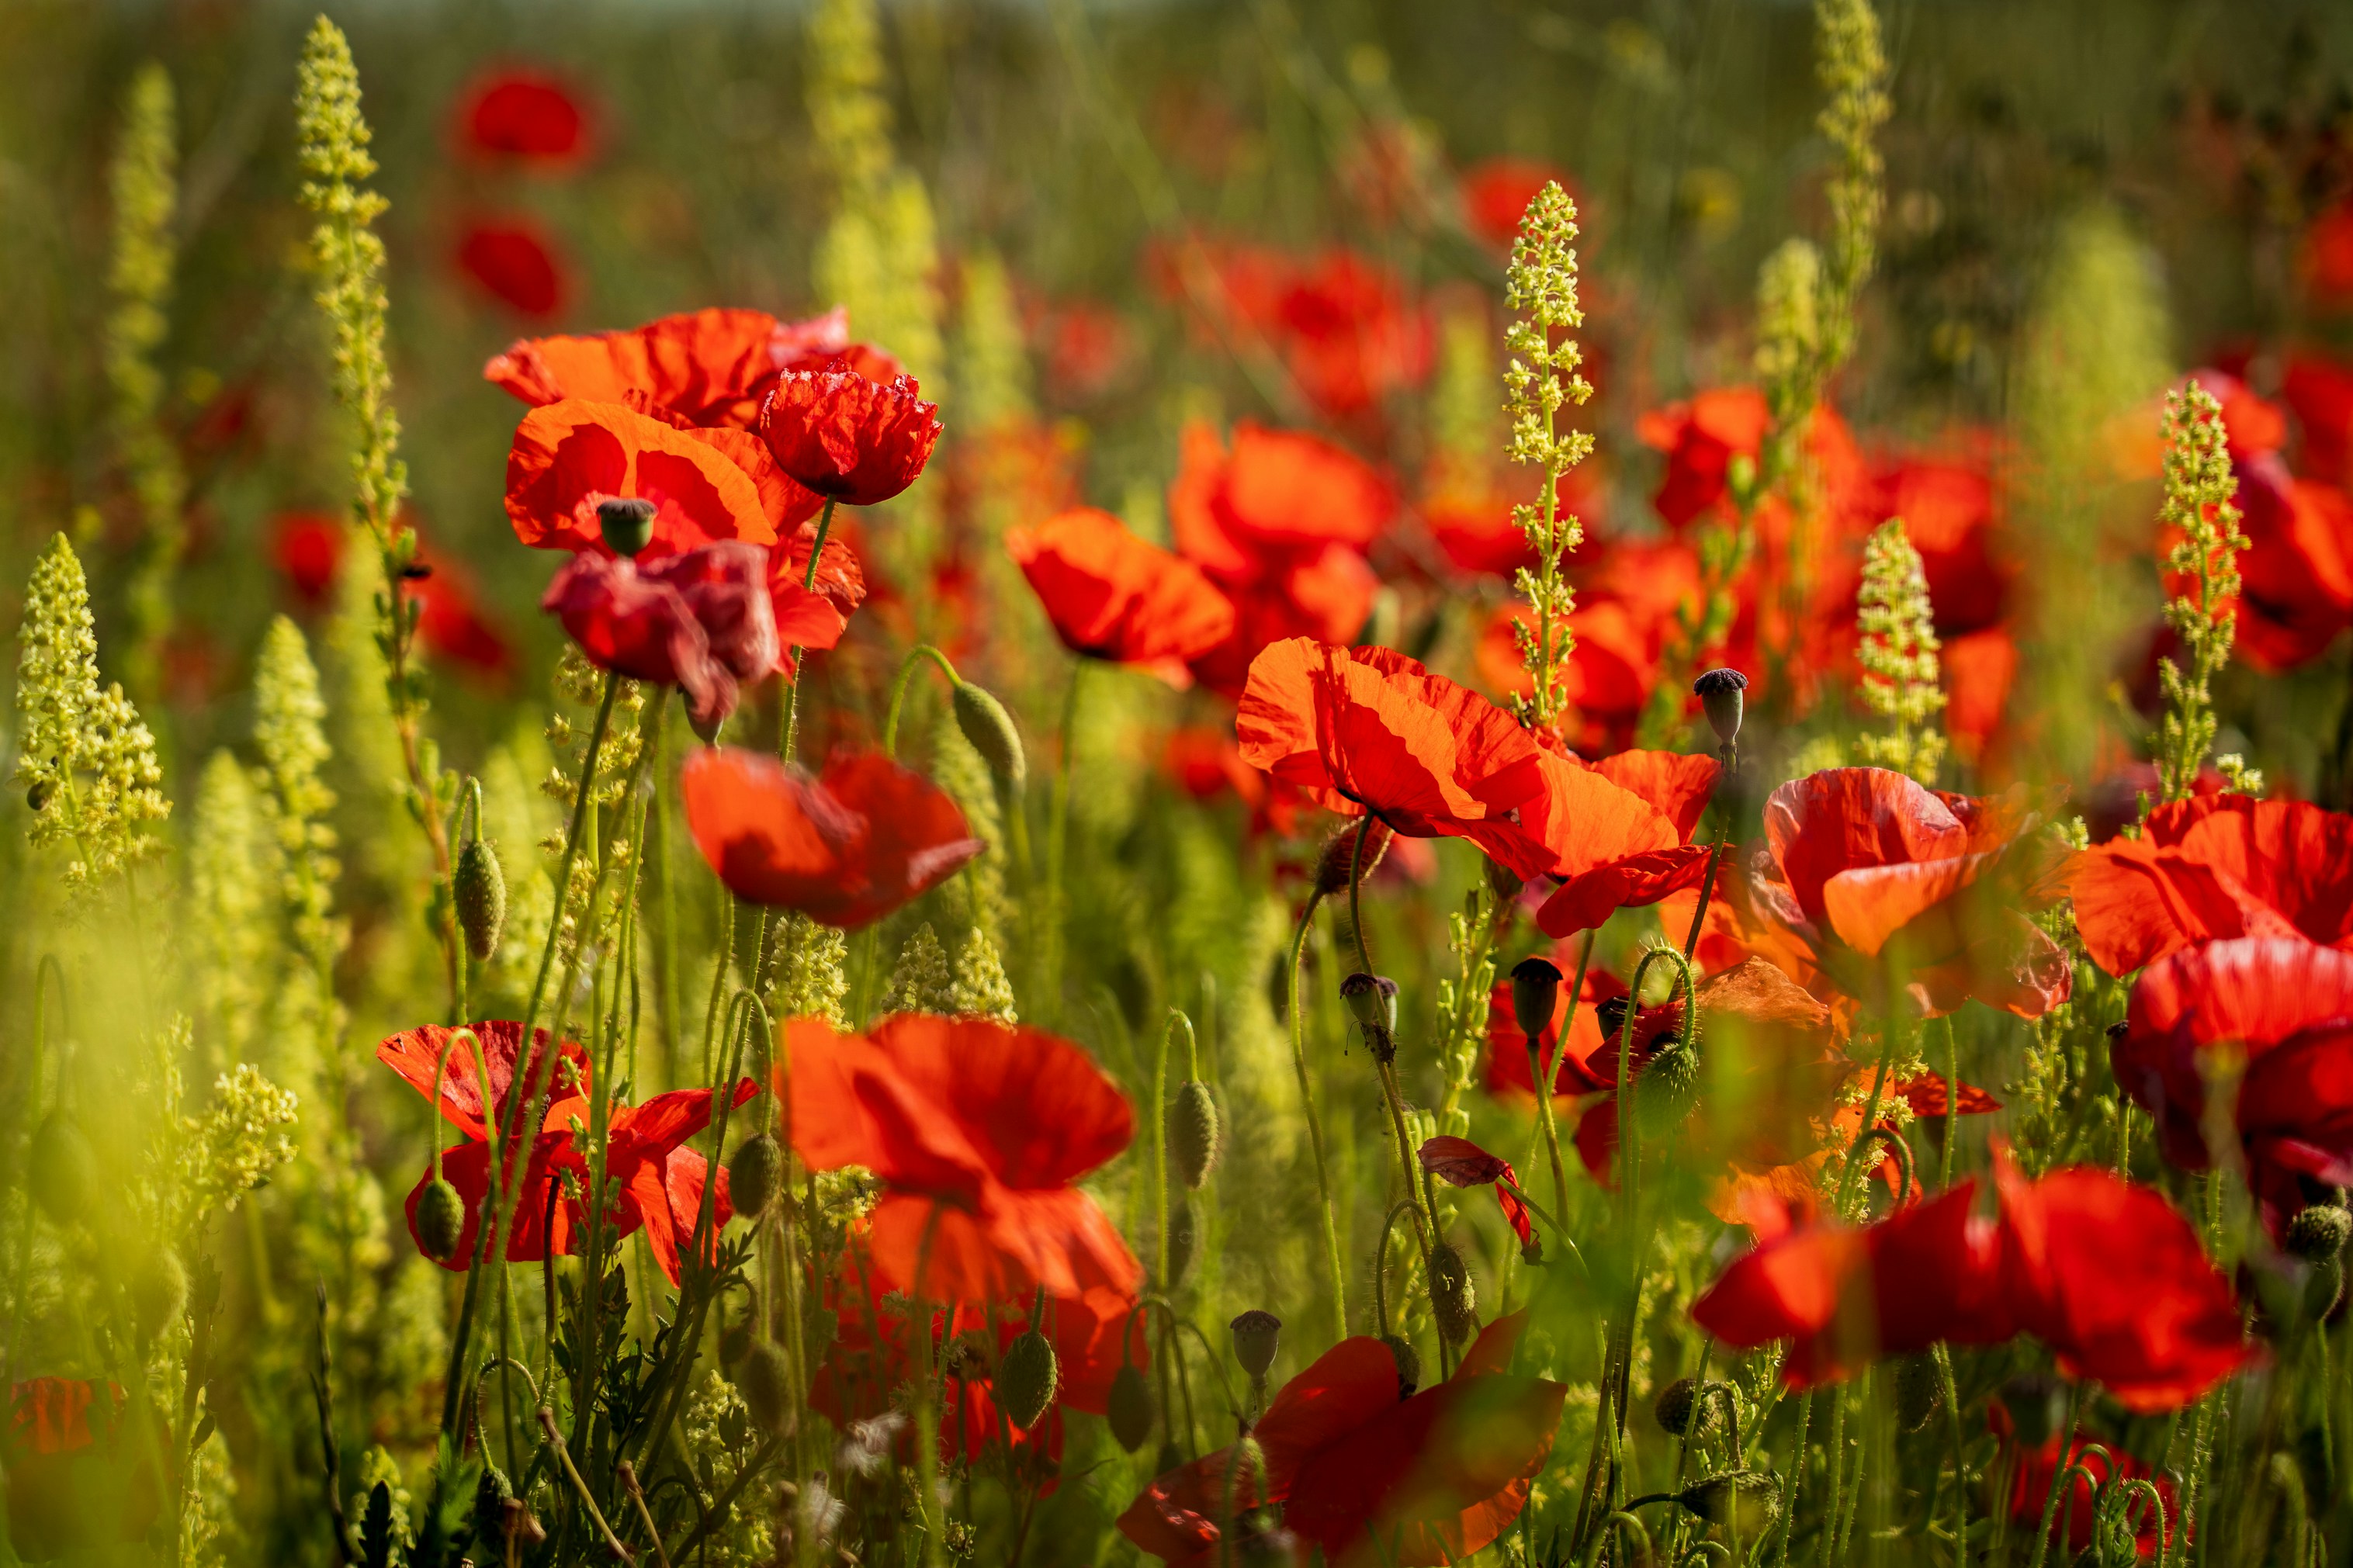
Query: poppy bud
[
  {"left": 1165, "top": 1194, "right": 1197, "bottom": 1286},
  {"left": 1429, "top": 1243, "right": 1478, "bottom": 1345},
  {"left": 414, "top": 1177, "right": 466, "bottom": 1262},
  {"left": 727, "top": 1133, "right": 783, "bottom": 1220},
  {"left": 736, "top": 1341, "right": 795, "bottom": 1436},
  {"left": 1170, "top": 1081, "right": 1222, "bottom": 1190},
  {"left": 473, "top": 1463, "right": 515, "bottom": 1547},
  {"left": 1997, "top": 1373, "right": 2064, "bottom": 1449},
  {"left": 1312, "top": 820, "right": 1391, "bottom": 898},
  {"left": 1378, "top": 1334, "right": 1421, "bottom": 1399},
  {"left": 1485, "top": 855, "right": 1525, "bottom": 909},
  {"left": 1510, "top": 957, "right": 1562, "bottom": 1040},
  {"left": 1230, "top": 1310, "right": 1281, "bottom": 1379},
  {"left": 506, "top": 1498, "right": 547, "bottom": 1548},
  {"left": 133, "top": 1248, "right": 188, "bottom": 1340},
  {"left": 1108, "top": 1363, "right": 1155, "bottom": 1452},
  {"left": 719, "top": 1316, "right": 753, "bottom": 1367},
  {"left": 1693, "top": 667, "right": 1748, "bottom": 750},
  {"left": 1894, "top": 1355, "right": 1942, "bottom": 1434},
  {"left": 1340, "top": 971, "right": 1398, "bottom": 1033},
  {"left": 997, "top": 1327, "right": 1060, "bottom": 1431},
  {"left": 2287, "top": 1203, "right": 2351, "bottom": 1262},
  {"left": 1239, "top": 1518, "right": 1300, "bottom": 1568},
  {"left": 453, "top": 838, "right": 508, "bottom": 964},
  {"left": 1726, "top": 452, "right": 1758, "bottom": 504},
  {"left": 1635, "top": 1036, "right": 1702, "bottom": 1134},
  {"left": 29, "top": 1111, "right": 95, "bottom": 1227},
  {"left": 1678, "top": 1470, "right": 1779, "bottom": 1533},
  {"left": 951, "top": 681, "right": 1027, "bottom": 791},
  {"left": 1654, "top": 1376, "right": 1721, "bottom": 1440},
  {"left": 597, "top": 497, "right": 657, "bottom": 557}
]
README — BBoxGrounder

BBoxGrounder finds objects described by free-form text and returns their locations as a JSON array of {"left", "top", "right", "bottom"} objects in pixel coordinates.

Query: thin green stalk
[
  {"left": 777, "top": 496, "right": 840, "bottom": 763},
  {"left": 1152, "top": 1012, "right": 1173, "bottom": 1288},
  {"left": 881, "top": 643, "right": 961, "bottom": 756},
  {"left": 1526, "top": 929, "right": 1594, "bottom": 1225},
  {"left": 2026, "top": 1382, "right": 2085, "bottom": 1568},
  {"left": 1284, "top": 894, "right": 1349, "bottom": 1340}
]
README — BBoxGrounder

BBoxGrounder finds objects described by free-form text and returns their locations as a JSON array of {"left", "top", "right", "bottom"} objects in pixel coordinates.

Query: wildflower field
[{"left": 14, "top": 0, "right": 2353, "bottom": 1563}]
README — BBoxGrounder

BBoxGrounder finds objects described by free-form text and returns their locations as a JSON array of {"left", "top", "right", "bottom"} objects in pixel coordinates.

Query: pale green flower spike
[
  {"left": 882, "top": 922, "right": 956, "bottom": 1016},
  {"left": 772, "top": 912, "right": 852, "bottom": 1030},
  {"left": 1755, "top": 237, "right": 1825, "bottom": 431},
  {"left": 1853, "top": 517, "right": 1948, "bottom": 785},
  {"left": 2157, "top": 382, "right": 2259, "bottom": 803},
  {"left": 186, "top": 1064, "right": 300, "bottom": 1217},
  {"left": 949, "top": 928, "right": 1018, "bottom": 1023},
  {"left": 189, "top": 750, "right": 277, "bottom": 1068},
  {"left": 255, "top": 615, "right": 348, "bottom": 1052}
]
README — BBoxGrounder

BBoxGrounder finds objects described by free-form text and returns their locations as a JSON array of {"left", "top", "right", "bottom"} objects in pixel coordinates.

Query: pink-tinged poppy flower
[
  {"left": 542, "top": 542, "right": 778, "bottom": 730},
  {"left": 5, "top": 1379, "right": 160, "bottom": 1559},
  {"left": 2068, "top": 794, "right": 2353, "bottom": 975},
  {"left": 2005, "top": 1435, "right": 2175, "bottom": 1558},
  {"left": 504, "top": 399, "right": 814, "bottom": 554},
  {"left": 270, "top": 511, "right": 343, "bottom": 607},
  {"left": 1484, "top": 958, "right": 1629, "bottom": 1099},
  {"left": 2112, "top": 936, "right": 2353, "bottom": 1232},
  {"left": 456, "top": 70, "right": 591, "bottom": 165},
  {"left": 456, "top": 217, "right": 570, "bottom": 318},
  {"left": 785, "top": 1015, "right": 1142, "bottom": 1304},
  {"left": 680, "top": 748, "right": 983, "bottom": 929},
  {"left": 1532, "top": 749, "right": 1723, "bottom": 936},
  {"left": 484, "top": 306, "right": 857, "bottom": 430},
  {"left": 757, "top": 358, "right": 941, "bottom": 505},
  {"left": 1419, "top": 1135, "right": 1537, "bottom": 1255},
  {"left": 1118, "top": 1313, "right": 1566, "bottom": 1567},
  {"left": 1007, "top": 507, "right": 1238, "bottom": 685},
  {"left": 1460, "top": 157, "right": 1575, "bottom": 250},
  {"left": 376, "top": 1021, "right": 756, "bottom": 1283}
]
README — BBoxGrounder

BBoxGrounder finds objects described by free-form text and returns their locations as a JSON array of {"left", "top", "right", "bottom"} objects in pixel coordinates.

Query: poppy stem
[
  {"left": 1152, "top": 1011, "right": 1172, "bottom": 1289},
  {"left": 777, "top": 497, "right": 839, "bottom": 766},
  {"left": 1941, "top": 1013, "right": 1960, "bottom": 1191},
  {"left": 1041, "top": 659, "right": 1083, "bottom": 1024},
  {"left": 534, "top": 1404, "right": 633, "bottom": 1562},
  {"left": 1526, "top": 929, "right": 1593, "bottom": 1234},
  {"left": 1285, "top": 895, "right": 1350, "bottom": 1341},
  {"left": 879, "top": 642, "right": 961, "bottom": 758},
  {"left": 2025, "top": 1381, "right": 2085, "bottom": 1568},
  {"left": 1682, "top": 832, "right": 1728, "bottom": 960}
]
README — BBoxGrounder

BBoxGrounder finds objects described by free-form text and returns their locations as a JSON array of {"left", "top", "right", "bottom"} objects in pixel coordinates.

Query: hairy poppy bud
[
  {"left": 1725, "top": 452, "right": 1759, "bottom": 504},
  {"left": 736, "top": 1341, "right": 795, "bottom": 1435},
  {"left": 951, "top": 681, "right": 1027, "bottom": 791},
  {"left": 1165, "top": 1194, "right": 1197, "bottom": 1286},
  {"left": 1230, "top": 1310, "right": 1281, "bottom": 1379},
  {"left": 997, "top": 1327, "right": 1060, "bottom": 1430},
  {"left": 2288, "top": 1204, "right": 2352, "bottom": 1262},
  {"left": 453, "top": 838, "right": 508, "bottom": 964},
  {"left": 719, "top": 1316, "right": 753, "bottom": 1367},
  {"left": 133, "top": 1248, "right": 188, "bottom": 1340},
  {"left": 1510, "top": 957, "right": 1562, "bottom": 1040},
  {"left": 473, "top": 1464, "right": 515, "bottom": 1547},
  {"left": 416, "top": 1177, "right": 466, "bottom": 1262},
  {"left": 1679, "top": 1470, "right": 1778, "bottom": 1532},
  {"left": 1654, "top": 1376, "right": 1721, "bottom": 1440},
  {"left": 1894, "top": 1355, "right": 1942, "bottom": 1434},
  {"left": 1108, "top": 1363, "right": 1155, "bottom": 1452},
  {"left": 597, "top": 497, "right": 657, "bottom": 556},
  {"left": 1429, "top": 1244, "right": 1478, "bottom": 1345},
  {"left": 727, "top": 1133, "right": 783, "bottom": 1220},
  {"left": 1635, "top": 1034, "right": 1702, "bottom": 1134},
  {"left": 29, "top": 1111, "right": 95, "bottom": 1227},
  {"left": 1693, "top": 667, "right": 1748, "bottom": 750},
  {"left": 1378, "top": 1334, "right": 1421, "bottom": 1399},
  {"left": 1312, "top": 820, "right": 1391, "bottom": 897},
  {"left": 1170, "top": 1081, "right": 1222, "bottom": 1189}
]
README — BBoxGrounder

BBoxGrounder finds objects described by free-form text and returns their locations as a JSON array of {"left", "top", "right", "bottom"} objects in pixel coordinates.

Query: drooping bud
[
  {"left": 1170, "top": 1081, "right": 1222, "bottom": 1190},
  {"left": 453, "top": 837, "right": 508, "bottom": 964},
  {"left": 727, "top": 1133, "right": 784, "bottom": 1220},
  {"left": 133, "top": 1248, "right": 188, "bottom": 1340},
  {"left": 1509, "top": 956, "right": 1563, "bottom": 1040},
  {"left": 736, "top": 1341, "right": 795, "bottom": 1435},
  {"left": 1429, "top": 1244, "right": 1478, "bottom": 1345},
  {"left": 719, "top": 1316, "right": 753, "bottom": 1367},
  {"left": 506, "top": 1498, "right": 547, "bottom": 1548},
  {"left": 1654, "top": 1376, "right": 1720, "bottom": 1439},
  {"left": 2287, "top": 1203, "right": 2352, "bottom": 1262},
  {"left": 1230, "top": 1310, "right": 1281, "bottom": 1379},
  {"left": 416, "top": 1177, "right": 467, "bottom": 1262},
  {"left": 473, "top": 1464, "right": 515, "bottom": 1549},
  {"left": 1634, "top": 1032, "right": 1702, "bottom": 1135},
  {"left": 29, "top": 1111, "right": 96, "bottom": 1227},
  {"left": 1339, "top": 971, "right": 1393, "bottom": 1030},
  {"left": 1996, "top": 1373, "right": 2064, "bottom": 1449},
  {"left": 1693, "top": 667, "right": 1748, "bottom": 750},
  {"left": 1312, "top": 819, "right": 1391, "bottom": 898},
  {"left": 1894, "top": 1355, "right": 1942, "bottom": 1434},
  {"left": 951, "top": 681, "right": 1027, "bottom": 791},
  {"left": 2308, "top": 1256, "right": 2347, "bottom": 1322},
  {"left": 1677, "top": 1471, "right": 1779, "bottom": 1533},
  {"left": 1165, "top": 1194, "right": 1197, "bottom": 1286},
  {"left": 1378, "top": 1334, "right": 1422, "bottom": 1399},
  {"left": 1108, "top": 1363, "right": 1155, "bottom": 1452},
  {"left": 597, "top": 497, "right": 657, "bottom": 557},
  {"left": 996, "top": 1324, "right": 1060, "bottom": 1431}
]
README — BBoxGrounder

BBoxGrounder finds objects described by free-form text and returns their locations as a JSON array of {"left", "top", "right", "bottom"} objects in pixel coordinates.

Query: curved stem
[
  {"left": 881, "top": 643, "right": 962, "bottom": 759},
  {"left": 534, "top": 1405, "right": 632, "bottom": 1561},
  {"left": 1284, "top": 895, "right": 1348, "bottom": 1340},
  {"left": 1152, "top": 1012, "right": 1173, "bottom": 1289}
]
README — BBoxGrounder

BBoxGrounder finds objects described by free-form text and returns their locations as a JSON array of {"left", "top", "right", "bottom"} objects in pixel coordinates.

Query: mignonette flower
[
  {"left": 541, "top": 541, "right": 781, "bottom": 732},
  {"left": 757, "top": 356, "right": 942, "bottom": 505},
  {"left": 1007, "top": 507, "right": 1238, "bottom": 686}
]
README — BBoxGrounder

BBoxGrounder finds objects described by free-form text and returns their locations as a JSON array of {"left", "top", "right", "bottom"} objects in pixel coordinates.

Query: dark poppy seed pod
[
  {"left": 1339, "top": 972, "right": 1398, "bottom": 1033},
  {"left": 133, "top": 1248, "right": 189, "bottom": 1340},
  {"left": 1429, "top": 1243, "right": 1478, "bottom": 1345},
  {"left": 951, "top": 681, "right": 1027, "bottom": 791},
  {"left": 1239, "top": 1519, "right": 1301, "bottom": 1568},
  {"left": 416, "top": 1177, "right": 467, "bottom": 1262},
  {"left": 1378, "top": 1334, "right": 1422, "bottom": 1399},
  {"left": 1230, "top": 1310, "right": 1282, "bottom": 1379},
  {"left": 1108, "top": 1363, "right": 1155, "bottom": 1452},
  {"left": 727, "top": 1132, "right": 783, "bottom": 1220},
  {"left": 29, "top": 1111, "right": 95, "bottom": 1227},
  {"left": 1594, "top": 995, "right": 1634, "bottom": 1043},
  {"left": 996, "top": 1326, "right": 1059, "bottom": 1430},
  {"left": 1679, "top": 1470, "right": 1779, "bottom": 1532},
  {"left": 2288, "top": 1203, "right": 2352, "bottom": 1262},
  {"left": 1166, "top": 1194, "right": 1197, "bottom": 1286},
  {"left": 473, "top": 1462, "right": 515, "bottom": 1548},
  {"left": 1170, "top": 1081, "right": 1222, "bottom": 1189},
  {"left": 1654, "top": 1376, "right": 1719, "bottom": 1440},
  {"left": 1894, "top": 1355, "right": 1942, "bottom": 1434},
  {"left": 1510, "top": 956, "right": 1563, "bottom": 1040},
  {"left": 1693, "top": 667, "right": 1748, "bottom": 750},
  {"left": 1312, "top": 820, "right": 1391, "bottom": 897},
  {"left": 736, "top": 1341, "right": 795, "bottom": 1435},
  {"left": 453, "top": 837, "right": 508, "bottom": 964},
  {"left": 597, "top": 497, "right": 657, "bottom": 556}
]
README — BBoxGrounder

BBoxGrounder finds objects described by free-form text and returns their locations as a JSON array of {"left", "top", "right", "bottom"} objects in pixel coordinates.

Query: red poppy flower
[
  {"left": 505, "top": 399, "right": 813, "bottom": 555},
  {"left": 757, "top": 358, "right": 941, "bottom": 505},
  {"left": 456, "top": 70, "right": 591, "bottom": 165},
  {"left": 484, "top": 306, "right": 856, "bottom": 430},
  {"left": 1264, "top": 249, "right": 1433, "bottom": 421},
  {"left": 2112, "top": 936, "right": 2353, "bottom": 1231},
  {"left": 1118, "top": 1313, "right": 1566, "bottom": 1567},
  {"left": 1460, "top": 157, "right": 1574, "bottom": 250},
  {"left": 1532, "top": 749, "right": 1722, "bottom": 936},
  {"left": 1637, "top": 387, "right": 1772, "bottom": 529},
  {"left": 270, "top": 511, "right": 344, "bottom": 607},
  {"left": 1475, "top": 598, "right": 1664, "bottom": 755},
  {"left": 785, "top": 1015, "right": 1142, "bottom": 1304},
  {"left": 1007, "top": 507, "right": 1238, "bottom": 685},
  {"left": 2005, "top": 1435, "right": 2175, "bottom": 1558},
  {"left": 2285, "top": 353, "right": 2353, "bottom": 489},
  {"left": 542, "top": 542, "right": 778, "bottom": 730},
  {"left": 1942, "top": 625, "right": 2018, "bottom": 764},
  {"left": 5, "top": 1379, "right": 160, "bottom": 1559},
  {"left": 680, "top": 748, "right": 983, "bottom": 929},
  {"left": 1418, "top": 1135, "right": 1537, "bottom": 1255},
  {"left": 456, "top": 217, "right": 570, "bottom": 318},
  {"left": 1425, "top": 492, "right": 1540, "bottom": 578},
  {"left": 1875, "top": 456, "right": 2013, "bottom": 637},
  {"left": 376, "top": 1021, "right": 756, "bottom": 1283},
  {"left": 2303, "top": 198, "right": 2353, "bottom": 303},
  {"left": 767, "top": 511, "right": 868, "bottom": 656},
  {"left": 411, "top": 548, "right": 517, "bottom": 682},
  {"left": 2068, "top": 794, "right": 2353, "bottom": 975},
  {"left": 2222, "top": 453, "right": 2353, "bottom": 672},
  {"left": 1484, "top": 957, "right": 1630, "bottom": 1099}
]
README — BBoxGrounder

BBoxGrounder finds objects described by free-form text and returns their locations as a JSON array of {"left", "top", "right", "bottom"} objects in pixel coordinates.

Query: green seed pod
[
  {"left": 28, "top": 1112, "right": 95, "bottom": 1227},
  {"left": 472, "top": 1462, "right": 515, "bottom": 1549},
  {"left": 597, "top": 497, "right": 657, "bottom": 557},
  {"left": 1509, "top": 957, "right": 1563, "bottom": 1041},
  {"left": 1693, "top": 667, "right": 1748, "bottom": 749},
  {"left": 1654, "top": 1376, "right": 1720, "bottom": 1440},
  {"left": 1230, "top": 1310, "right": 1281, "bottom": 1379},
  {"left": 1107, "top": 1363, "right": 1155, "bottom": 1453},
  {"left": 453, "top": 838, "right": 508, "bottom": 964},
  {"left": 996, "top": 1327, "right": 1060, "bottom": 1431},
  {"left": 2287, "top": 1203, "right": 2352, "bottom": 1262},
  {"left": 1679, "top": 1470, "right": 1779, "bottom": 1533},
  {"left": 1378, "top": 1334, "right": 1421, "bottom": 1398},
  {"left": 416, "top": 1178, "right": 467, "bottom": 1262},
  {"left": 1170, "top": 1081, "right": 1222, "bottom": 1190},
  {"left": 952, "top": 681, "right": 1027, "bottom": 791},
  {"left": 728, "top": 1133, "right": 784, "bottom": 1220},
  {"left": 1165, "top": 1194, "right": 1197, "bottom": 1287},
  {"left": 2306, "top": 1256, "right": 2346, "bottom": 1322},
  {"left": 1894, "top": 1355, "right": 1943, "bottom": 1435},
  {"left": 1339, "top": 972, "right": 1397, "bottom": 1033},
  {"left": 736, "top": 1341, "right": 795, "bottom": 1435},
  {"left": 1429, "top": 1244, "right": 1478, "bottom": 1345},
  {"left": 133, "top": 1248, "right": 189, "bottom": 1340}
]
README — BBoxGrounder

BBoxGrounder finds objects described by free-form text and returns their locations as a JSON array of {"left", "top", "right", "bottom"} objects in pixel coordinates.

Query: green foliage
[{"left": 1502, "top": 180, "right": 1594, "bottom": 729}]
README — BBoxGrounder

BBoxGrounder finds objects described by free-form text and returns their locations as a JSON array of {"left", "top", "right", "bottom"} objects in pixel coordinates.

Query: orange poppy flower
[
  {"left": 783, "top": 1015, "right": 1142, "bottom": 1304},
  {"left": 485, "top": 306, "right": 854, "bottom": 430},
  {"left": 2068, "top": 794, "right": 2353, "bottom": 975},
  {"left": 757, "top": 358, "right": 942, "bottom": 505},
  {"left": 1637, "top": 386, "right": 1772, "bottom": 529},
  {"left": 1531, "top": 749, "right": 1721, "bottom": 936},
  {"left": 1007, "top": 507, "right": 1238, "bottom": 684},
  {"left": 5, "top": 1379, "right": 160, "bottom": 1559},
  {"left": 456, "top": 216, "right": 570, "bottom": 318},
  {"left": 679, "top": 748, "right": 983, "bottom": 930},
  {"left": 1117, "top": 1313, "right": 1565, "bottom": 1567},
  {"left": 504, "top": 399, "right": 806, "bottom": 555}
]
